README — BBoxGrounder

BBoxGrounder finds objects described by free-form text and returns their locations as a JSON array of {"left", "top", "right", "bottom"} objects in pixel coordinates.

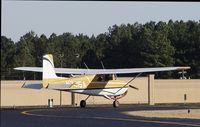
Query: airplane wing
[
  {"left": 15, "top": 67, "right": 43, "bottom": 72},
  {"left": 14, "top": 67, "right": 190, "bottom": 74}
]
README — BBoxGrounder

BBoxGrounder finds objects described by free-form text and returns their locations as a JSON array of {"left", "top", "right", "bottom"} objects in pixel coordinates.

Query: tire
[
  {"left": 80, "top": 100, "right": 86, "bottom": 108},
  {"left": 113, "top": 100, "right": 119, "bottom": 108}
]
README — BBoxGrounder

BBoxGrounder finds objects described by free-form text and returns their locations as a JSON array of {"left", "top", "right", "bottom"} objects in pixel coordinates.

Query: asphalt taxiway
[{"left": 1, "top": 104, "right": 200, "bottom": 127}]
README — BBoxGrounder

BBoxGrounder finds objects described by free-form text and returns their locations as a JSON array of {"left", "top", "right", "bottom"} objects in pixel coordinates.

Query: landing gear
[
  {"left": 80, "top": 95, "right": 90, "bottom": 108},
  {"left": 80, "top": 100, "right": 86, "bottom": 108},
  {"left": 104, "top": 95, "right": 120, "bottom": 108},
  {"left": 113, "top": 100, "right": 119, "bottom": 108}
]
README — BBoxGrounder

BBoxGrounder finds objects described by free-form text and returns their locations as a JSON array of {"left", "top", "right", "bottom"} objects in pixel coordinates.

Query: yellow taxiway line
[{"left": 21, "top": 109, "right": 200, "bottom": 127}]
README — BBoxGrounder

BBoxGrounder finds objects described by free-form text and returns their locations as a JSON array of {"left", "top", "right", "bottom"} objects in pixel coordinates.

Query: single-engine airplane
[{"left": 14, "top": 54, "right": 190, "bottom": 108}]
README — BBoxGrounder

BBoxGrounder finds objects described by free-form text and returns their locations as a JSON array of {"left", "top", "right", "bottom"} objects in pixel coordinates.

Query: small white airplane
[{"left": 15, "top": 54, "right": 190, "bottom": 108}]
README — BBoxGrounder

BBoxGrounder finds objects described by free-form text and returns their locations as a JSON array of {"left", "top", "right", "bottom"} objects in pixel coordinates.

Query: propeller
[
  {"left": 123, "top": 73, "right": 142, "bottom": 91},
  {"left": 129, "top": 85, "right": 139, "bottom": 90}
]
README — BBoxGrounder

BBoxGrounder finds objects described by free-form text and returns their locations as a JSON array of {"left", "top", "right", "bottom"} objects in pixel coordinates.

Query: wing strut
[
  {"left": 125, "top": 72, "right": 143, "bottom": 87},
  {"left": 115, "top": 73, "right": 143, "bottom": 94}
]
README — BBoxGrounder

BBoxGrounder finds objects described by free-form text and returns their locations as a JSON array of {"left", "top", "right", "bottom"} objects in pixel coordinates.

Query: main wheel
[
  {"left": 80, "top": 100, "right": 86, "bottom": 108},
  {"left": 113, "top": 100, "right": 119, "bottom": 108}
]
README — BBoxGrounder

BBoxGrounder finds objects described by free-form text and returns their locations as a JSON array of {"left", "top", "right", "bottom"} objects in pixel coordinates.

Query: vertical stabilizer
[{"left": 43, "top": 54, "right": 58, "bottom": 87}]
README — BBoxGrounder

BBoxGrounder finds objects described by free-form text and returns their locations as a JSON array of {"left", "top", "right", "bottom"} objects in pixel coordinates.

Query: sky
[{"left": 2, "top": 1, "right": 200, "bottom": 42}]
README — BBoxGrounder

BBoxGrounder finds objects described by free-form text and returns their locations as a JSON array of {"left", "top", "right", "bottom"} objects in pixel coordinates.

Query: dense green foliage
[{"left": 1, "top": 20, "right": 200, "bottom": 79}]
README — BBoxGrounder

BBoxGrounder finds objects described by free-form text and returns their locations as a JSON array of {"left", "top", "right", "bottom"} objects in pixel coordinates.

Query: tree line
[{"left": 1, "top": 20, "right": 200, "bottom": 79}]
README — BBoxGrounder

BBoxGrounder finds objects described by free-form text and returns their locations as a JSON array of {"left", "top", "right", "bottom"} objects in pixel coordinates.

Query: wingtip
[
  {"left": 13, "top": 67, "right": 26, "bottom": 71},
  {"left": 178, "top": 67, "right": 191, "bottom": 70},
  {"left": 14, "top": 67, "right": 19, "bottom": 70}
]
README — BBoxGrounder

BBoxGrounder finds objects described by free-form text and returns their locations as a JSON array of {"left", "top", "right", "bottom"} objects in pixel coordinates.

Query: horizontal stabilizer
[
  {"left": 48, "top": 83, "right": 72, "bottom": 90},
  {"left": 22, "top": 82, "right": 43, "bottom": 90}
]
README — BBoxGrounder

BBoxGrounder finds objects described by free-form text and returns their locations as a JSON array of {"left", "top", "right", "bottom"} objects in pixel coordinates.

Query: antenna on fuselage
[
  {"left": 84, "top": 62, "right": 89, "bottom": 70},
  {"left": 100, "top": 61, "right": 105, "bottom": 70},
  {"left": 101, "top": 61, "right": 116, "bottom": 80}
]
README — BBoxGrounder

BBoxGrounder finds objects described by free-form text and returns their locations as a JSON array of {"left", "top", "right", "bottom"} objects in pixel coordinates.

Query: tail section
[
  {"left": 43, "top": 54, "right": 57, "bottom": 79},
  {"left": 43, "top": 54, "right": 58, "bottom": 88}
]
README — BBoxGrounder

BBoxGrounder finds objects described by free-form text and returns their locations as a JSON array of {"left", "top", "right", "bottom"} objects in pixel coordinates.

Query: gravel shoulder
[{"left": 123, "top": 109, "right": 200, "bottom": 119}]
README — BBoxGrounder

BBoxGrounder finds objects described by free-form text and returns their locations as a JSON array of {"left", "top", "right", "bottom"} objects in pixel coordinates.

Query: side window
[
  {"left": 97, "top": 74, "right": 113, "bottom": 81},
  {"left": 105, "top": 74, "right": 113, "bottom": 81},
  {"left": 97, "top": 75, "right": 103, "bottom": 81}
]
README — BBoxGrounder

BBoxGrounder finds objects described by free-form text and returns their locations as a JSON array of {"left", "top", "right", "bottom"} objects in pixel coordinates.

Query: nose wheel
[
  {"left": 80, "top": 100, "right": 86, "bottom": 108},
  {"left": 113, "top": 100, "right": 119, "bottom": 108}
]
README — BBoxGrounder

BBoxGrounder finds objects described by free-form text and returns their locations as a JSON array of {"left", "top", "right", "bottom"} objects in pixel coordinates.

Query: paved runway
[{"left": 1, "top": 104, "right": 200, "bottom": 127}]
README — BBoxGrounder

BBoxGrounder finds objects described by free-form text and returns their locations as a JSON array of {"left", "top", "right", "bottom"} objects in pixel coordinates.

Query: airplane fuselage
[{"left": 44, "top": 74, "right": 128, "bottom": 97}]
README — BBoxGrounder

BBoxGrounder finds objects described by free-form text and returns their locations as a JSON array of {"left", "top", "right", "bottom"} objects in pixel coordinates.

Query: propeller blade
[{"left": 129, "top": 85, "right": 139, "bottom": 90}]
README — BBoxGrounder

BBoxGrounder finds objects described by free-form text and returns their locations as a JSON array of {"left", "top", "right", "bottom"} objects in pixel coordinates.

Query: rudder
[{"left": 43, "top": 54, "right": 58, "bottom": 88}]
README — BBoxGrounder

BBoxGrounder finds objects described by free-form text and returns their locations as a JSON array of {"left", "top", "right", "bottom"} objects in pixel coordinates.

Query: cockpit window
[
  {"left": 96, "top": 74, "right": 113, "bottom": 81},
  {"left": 105, "top": 74, "right": 113, "bottom": 81},
  {"left": 97, "top": 75, "right": 103, "bottom": 81}
]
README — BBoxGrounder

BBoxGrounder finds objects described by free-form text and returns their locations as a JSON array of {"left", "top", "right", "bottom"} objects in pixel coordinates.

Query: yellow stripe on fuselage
[
  {"left": 43, "top": 75, "right": 127, "bottom": 89},
  {"left": 43, "top": 77, "right": 68, "bottom": 88}
]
